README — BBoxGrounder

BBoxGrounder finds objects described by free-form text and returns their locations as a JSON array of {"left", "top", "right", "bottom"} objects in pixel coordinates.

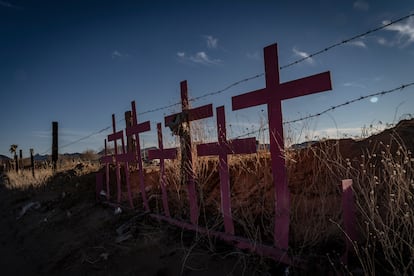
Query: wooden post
[
  {"left": 124, "top": 110, "right": 135, "bottom": 154},
  {"left": 19, "top": 149, "right": 22, "bottom": 171},
  {"left": 197, "top": 106, "right": 257, "bottom": 234},
  {"left": 30, "top": 148, "right": 35, "bottom": 178},
  {"left": 164, "top": 80, "right": 213, "bottom": 225},
  {"left": 52, "top": 121, "right": 58, "bottom": 172},
  {"left": 14, "top": 154, "right": 18, "bottom": 173},
  {"left": 232, "top": 43, "right": 332, "bottom": 250}
]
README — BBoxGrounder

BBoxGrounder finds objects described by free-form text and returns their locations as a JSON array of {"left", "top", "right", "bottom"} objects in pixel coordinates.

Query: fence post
[
  {"left": 125, "top": 110, "right": 135, "bottom": 154},
  {"left": 164, "top": 80, "right": 213, "bottom": 225},
  {"left": 52, "top": 121, "right": 58, "bottom": 172},
  {"left": 19, "top": 149, "right": 23, "bottom": 171},
  {"left": 30, "top": 148, "right": 35, "bottom": 178}
]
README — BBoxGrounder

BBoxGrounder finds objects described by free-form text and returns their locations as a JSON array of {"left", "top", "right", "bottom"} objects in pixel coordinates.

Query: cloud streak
[
  {"left": 204, "top": 35, "right": 218, "bottom": 49},
  {"left": 176, "top": 51, "right": 221, "bottom": 65},
  {"left": 348, "top": 40, "right": 367, "bottom": 48},
  {"left": 0, "top": 0, "right": 21, "bottom": 9},
  {"left": 353, "top": 0, "right": 369, "bottom": 11},
  {"left": 292, "top": 47, "right": 314, "bottom": 64},
  {"left": 111, "top": 50, "right": 130, "bottom": 59},
  {"left": 382, "top": 17, "right": 414, "bottom": 46}
]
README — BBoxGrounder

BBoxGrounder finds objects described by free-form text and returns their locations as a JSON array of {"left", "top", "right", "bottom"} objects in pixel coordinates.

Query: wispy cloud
[
  {"left": 353, "top": 0, "right": 369, "bottom": 11},
  {"left": 292, "top": 47, "right": 314, "bottom": 64},
  {"left": 348, "top": 40, "right": 367, "bottom": 48},
  {"left": 0, "top": 0, "right": 21, "bottom": 9},
  {"left": 382, "top": 17, "right": 414, "bottom": 47},
  {"left": 343, "top": 81, "right": 366, "bottom": 89},
  {"left": 111, "top": 50, "right": 129, "bottom": 59},
  {"left": 246, "top": 51, "right": 261, "bottom": 60},
  {"left": 204, "top": 35, "right": 218, "bottom": 49},
  {"left": 176, "top": 51, "right": 221, "bottom": 65}
]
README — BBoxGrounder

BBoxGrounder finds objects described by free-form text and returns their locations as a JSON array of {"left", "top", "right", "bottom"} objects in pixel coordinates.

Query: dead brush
[{"left": 349, "top": 135, "right": 414, "bottom": 275}]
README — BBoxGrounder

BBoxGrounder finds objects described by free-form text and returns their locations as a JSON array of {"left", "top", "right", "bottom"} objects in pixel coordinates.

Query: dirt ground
[{"left": 0, "top": 168, "right": 280, "bottom": 276}]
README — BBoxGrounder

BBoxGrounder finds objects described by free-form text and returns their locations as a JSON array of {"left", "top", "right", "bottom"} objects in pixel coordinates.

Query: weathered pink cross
[
  {"left": 197, "top": 106, "right": 257, "bottom": 234},
  {"left": 125, "top": 101, "right": 151, "bottom": 211},
  {"left": 165, "top": 80, "right": 213, "bottom": 225},
  {"left": 341, "top": 179, "right": 357, "bottom": 264},
  {"left": 232, "top": 43, "right": 332, "bottom": 249},
  {"left": 107, "top": 114, "right": 134, "bottom": 208},
  {"left": 148, "top": 123, "right": 178, "bottom": 217}
]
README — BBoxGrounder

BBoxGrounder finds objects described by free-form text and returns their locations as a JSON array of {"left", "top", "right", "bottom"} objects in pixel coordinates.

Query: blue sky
[{"left": 1, "top": 0, "right": 414, "bottom": 157}]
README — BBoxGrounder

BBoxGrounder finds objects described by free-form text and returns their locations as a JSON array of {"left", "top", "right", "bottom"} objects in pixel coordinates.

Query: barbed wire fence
[{"left": 38, "top": 12, "right": 414, "bottom": 155}]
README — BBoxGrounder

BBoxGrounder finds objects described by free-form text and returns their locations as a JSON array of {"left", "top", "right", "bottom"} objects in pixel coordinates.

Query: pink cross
[
  {"left": 232, "top": 43, "right": 332, "bottom": 249},
  {"left": 197, "top": 106, "right": 256, "bottom": 234},
  {"left": 125, "top": 101, "right": 151, "bottom": 211},
  {"left": 148, "top": 123, "right": 178, "bottom": 217},
  {"left": 165, "top": 80, "right": 213, "bottom": 225},
  {"left": 107, "top": 114, "right": 134, "bottom": 208}
]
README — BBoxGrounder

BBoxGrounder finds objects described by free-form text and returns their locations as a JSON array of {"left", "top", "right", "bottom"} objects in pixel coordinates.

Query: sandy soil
[{"left": 0, "top": 168, "right": 276, "bottom": 276}]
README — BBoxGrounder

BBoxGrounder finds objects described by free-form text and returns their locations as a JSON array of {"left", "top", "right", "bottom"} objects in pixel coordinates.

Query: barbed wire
[
  {"left": 37, "top": 12, "right": 414, "bottom": 153},
  {"left": 280, "top": 12, "right": 414, "bottom": 69},
  {"left": 235, "top": 82, "right": 414, "bottom": 138}
]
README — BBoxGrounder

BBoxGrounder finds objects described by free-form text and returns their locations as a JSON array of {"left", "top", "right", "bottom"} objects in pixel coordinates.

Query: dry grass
[{"left": 4, "top": 161, "right": 100, "bottom": 190}]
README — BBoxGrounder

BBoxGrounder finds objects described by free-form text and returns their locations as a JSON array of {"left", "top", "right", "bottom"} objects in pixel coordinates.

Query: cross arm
[
  {"left": 126, "top": 121, "right": 151, "bottom": 136},
  {"left": 226, "top": 137, "right": 257, "bottom": 154},
  {"left": 232, "top": 88, "right": 268, "bottom": 111},
  {"left": 188, "top": 104, "right": 213, "bottom": 121},
  {"left": 108, "top": 130, "right": 123, "bottom": 142},
  {"left": 101, "top": 155, "right": 114, "bottom": 164},
  {"left": 116, "top": 152, "right": 136, "bottom": 162},
  {"left": 279, "top": 71, "right": 332, "bottom": 100},
  {"left": 197, "top": 142, "right": 220, "bottom": 157},
  {"left": 148, "top": 148, "right": 177, "bottom": 160}
]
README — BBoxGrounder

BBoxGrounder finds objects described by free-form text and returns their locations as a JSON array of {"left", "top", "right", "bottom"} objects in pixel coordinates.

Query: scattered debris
[
  {"left": 115, "top": 233, "right": 133, "bottom": 243},
  {"left": 17, "top": 201, "right": 41, "bottom": 220},
  {"left": 114, "top": 207, "right": 122, "bottom": 215}
]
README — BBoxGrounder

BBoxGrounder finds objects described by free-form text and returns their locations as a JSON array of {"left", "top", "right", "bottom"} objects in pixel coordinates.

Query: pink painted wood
[
  {"left": 125, "top": 101, "right": 151, "bottom": 211},
  {"left": 341, "top": 179, "right": 357, "bottom": 264},
  {"left": 107, "top": 114, "right": 134, "bottom": 208},
  {"left": 232, "top": 43, "right": 332, "bottom": 250},
  {"left": 150, "top": 214, "right": 304, "bottom": 267},
  {"left": 148, "top": 123, "right": 178, "bottom": 217},
  {"left": 197, "top": 106, "right": 256, "bottom": 234},
  {"left": 164, "top": 80, "right": 213, "bottom": 225}
]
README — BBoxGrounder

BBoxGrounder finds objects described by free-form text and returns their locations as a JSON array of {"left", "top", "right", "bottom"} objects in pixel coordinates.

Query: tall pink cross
[
  {"left": 148, "top": 123, "right": 178, "bottom": 217},
  {"left": 232, "top": 43, "right": 332, "bottom": 249},
  {"left": 125, "top": 101, "right": 151, "bottom": 211},
  {"left": 165, "top": 80, "right": 213, "bottom": 225},
  {"left": 197, "top": 106, "right": 257, "bottom": 234},
  {"left": 107, "top": 114, "right": 134, "bottom": 208}
]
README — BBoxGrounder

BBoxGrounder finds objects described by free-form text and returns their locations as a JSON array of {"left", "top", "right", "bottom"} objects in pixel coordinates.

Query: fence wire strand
[
  {"left": 39, "top": 12, "right": 414, "bottom": 152},
  {"left": 235, "top": 82, "right": 414, "bottom": 138}
]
